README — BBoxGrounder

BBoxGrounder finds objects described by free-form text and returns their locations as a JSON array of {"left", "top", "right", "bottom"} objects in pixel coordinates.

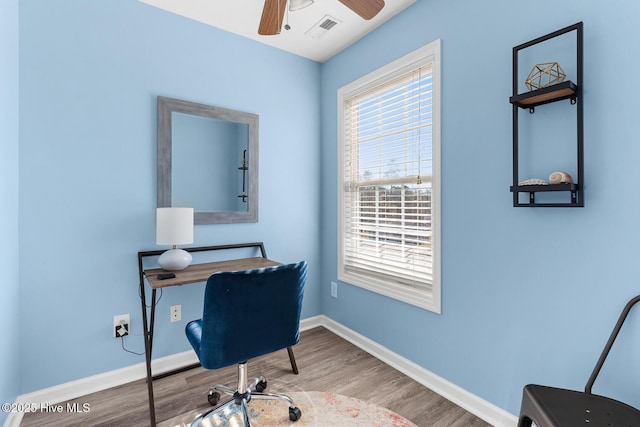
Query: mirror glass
[{"left": 157, "top": 96, "right": 258, "bottom": 224}]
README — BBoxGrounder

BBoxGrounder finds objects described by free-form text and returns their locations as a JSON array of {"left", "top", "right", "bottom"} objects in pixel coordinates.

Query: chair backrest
[
  {"left": 193, "top": 261, "right": 307, "bottom": 369},
  {"left": 585, "top": 294, "right": 640, "bottom": 393}
]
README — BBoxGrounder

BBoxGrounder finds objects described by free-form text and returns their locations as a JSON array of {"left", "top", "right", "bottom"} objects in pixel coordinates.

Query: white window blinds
[{"left": 338, "top": 40, "right": 440, "bottom": 312}]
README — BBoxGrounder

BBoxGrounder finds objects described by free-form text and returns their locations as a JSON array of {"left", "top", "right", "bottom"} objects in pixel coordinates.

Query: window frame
[{"left": 337, "top": 39, "right": 441, "bottom": 313}]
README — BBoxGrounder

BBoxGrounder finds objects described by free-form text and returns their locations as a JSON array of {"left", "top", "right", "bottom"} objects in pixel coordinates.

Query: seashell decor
[
  {"left": 518, "top": 178, "right": 549, "bottom": 186},
  {"left": 549, "top": 171, "right": 573, "bottom": 184}
]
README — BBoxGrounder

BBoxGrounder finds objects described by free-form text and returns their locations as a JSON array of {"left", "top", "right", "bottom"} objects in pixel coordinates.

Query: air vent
[
  {"left": 305, "top": 15, "right": 342, "bottom": 39},
  {"left": 319, "top": 18, "right": 338, "bottom": 30}
]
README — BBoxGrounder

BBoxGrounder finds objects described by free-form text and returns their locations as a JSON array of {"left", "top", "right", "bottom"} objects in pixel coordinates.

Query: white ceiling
[{"left": 138, "top": 0, "right": 416, "bottom": 62}]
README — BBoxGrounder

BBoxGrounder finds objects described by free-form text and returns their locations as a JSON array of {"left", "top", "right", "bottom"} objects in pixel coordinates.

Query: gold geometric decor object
[{"left": 525, "top": 62, "right": 566, "bottom": 91}]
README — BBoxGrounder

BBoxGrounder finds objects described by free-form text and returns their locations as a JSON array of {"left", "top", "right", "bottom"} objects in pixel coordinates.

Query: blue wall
[
  {"left": 321, "top": 0, "right": 640, "bottom": 415},
  {"left": 17, "top": 0, "right": 321, "bottom": 393},
  {"left": 0, "top": 0, "right": 20, "bottom": 423},
  {"left": 9, "top": 0, "right": 640, "bottom": 421}
]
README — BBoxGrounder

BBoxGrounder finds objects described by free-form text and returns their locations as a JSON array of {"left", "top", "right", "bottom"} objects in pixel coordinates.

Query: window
[{"left": 338, "top": 40, "right": 441, "bottom": 313}]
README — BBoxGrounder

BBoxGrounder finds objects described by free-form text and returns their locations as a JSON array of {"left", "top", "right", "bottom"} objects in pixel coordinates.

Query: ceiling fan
[{"left": 258, "top": 0, "right": 385, "bottom": 35}]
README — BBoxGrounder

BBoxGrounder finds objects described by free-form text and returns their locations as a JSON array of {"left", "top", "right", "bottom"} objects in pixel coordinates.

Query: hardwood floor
[{"left": 20, "top": 327, "right": 491, "bottom": 427}]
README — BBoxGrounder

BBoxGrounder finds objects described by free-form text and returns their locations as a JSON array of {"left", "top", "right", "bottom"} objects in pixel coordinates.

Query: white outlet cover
[
  {"left": 113, "top": 314, "right": 130, "bottom": 337},
  {"left": 170, "top": 304, "right": 181, "bottom": 322}
]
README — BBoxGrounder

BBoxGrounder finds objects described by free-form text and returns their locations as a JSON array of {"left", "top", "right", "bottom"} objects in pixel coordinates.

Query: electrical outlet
[
  {"left": 114, "top": 314, "right": 130, "bottom": 338},
  {"left": 331, "top": 281, "right": 338, "bottom": 298},
  {"left": 170, "top": 304, "right": 181, "bottom": 323}
]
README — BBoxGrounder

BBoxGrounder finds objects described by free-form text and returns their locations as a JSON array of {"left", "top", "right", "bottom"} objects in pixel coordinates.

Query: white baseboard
[
  {"left": 3, "top": 315, "right": 516, "bottom": 427},
  {"left": 2, "top": 349, "right": 201, "bottom": 427},
  {"left": 317, "top": 316, "right": 518, "bottom": 427}
]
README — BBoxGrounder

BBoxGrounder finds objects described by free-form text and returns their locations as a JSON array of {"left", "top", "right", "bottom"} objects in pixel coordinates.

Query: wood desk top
[{"left": 144, "top": 257, "right": 281, "bottom": 289}]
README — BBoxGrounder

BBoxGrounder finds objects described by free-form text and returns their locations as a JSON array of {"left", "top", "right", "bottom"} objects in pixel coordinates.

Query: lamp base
[{"left": 158, "top": 248, "right": 192, "bottom": 271}]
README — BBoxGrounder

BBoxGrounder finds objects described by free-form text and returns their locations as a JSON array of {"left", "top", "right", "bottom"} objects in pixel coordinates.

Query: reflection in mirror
[
  {"left": 157, "top": 96, "right": 258, "bottom": 224},
  {"left": 172, "top": 113, "right": 249, "bottom": 212}
]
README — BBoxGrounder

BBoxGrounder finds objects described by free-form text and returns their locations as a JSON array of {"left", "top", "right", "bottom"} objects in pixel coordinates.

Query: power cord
[
  {"left": 115, "top": 307, "right": 144, "bottom": 355},
  {"left": 119, "top": 335, "right": 144, "bottom": 356},
  {"left": 124, "top": 276, "right": 162, "bottom": 355},
  {"left": 140, "top": 274, "right": 163, "bottom": 308}
]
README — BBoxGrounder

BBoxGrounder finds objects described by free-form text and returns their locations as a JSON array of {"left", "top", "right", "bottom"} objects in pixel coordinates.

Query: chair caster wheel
[
  {"left": 289, "top": 406, "right": 302, "bottom": 421},
  {"left": 255, "top": 379, "right": 267, "bottom": 392},
  {"left": 256, "top": 380, "right": 267, "bottom": 393},
  {"left": 208, "top": 391, "right": 221, "bottom": 406}
]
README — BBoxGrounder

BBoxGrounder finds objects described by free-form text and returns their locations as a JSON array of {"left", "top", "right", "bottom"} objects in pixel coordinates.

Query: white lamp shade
[{"left": 156, "top": 207, "right": 194, "bottom": 245}]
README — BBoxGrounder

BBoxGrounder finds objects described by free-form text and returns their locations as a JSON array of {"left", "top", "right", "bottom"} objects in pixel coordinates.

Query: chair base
[
  {"left": 190, "top": 362, "right": 301, "bottom": 427},
  {"left": 518, "top": 384, "right": 640, "bottom": 427}
]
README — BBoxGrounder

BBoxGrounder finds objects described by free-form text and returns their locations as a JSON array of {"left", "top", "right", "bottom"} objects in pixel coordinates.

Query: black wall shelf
[
  {"left": 510, "top": 22, "right": 584, "bottom": 207},
  {"left": 510, "top": 81, "right": 577, "bottom": 110}
]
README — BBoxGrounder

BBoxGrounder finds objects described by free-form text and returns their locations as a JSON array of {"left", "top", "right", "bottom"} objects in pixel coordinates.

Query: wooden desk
[
  {"left": 144, "top": 257, "right": 280, "bottom": 289},
  {"left": 137, "top": 243, "right": 297, "bottom": 427}
]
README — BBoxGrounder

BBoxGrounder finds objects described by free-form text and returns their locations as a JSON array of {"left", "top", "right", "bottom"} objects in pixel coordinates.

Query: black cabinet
[{"left": 509, "top": 22, "right": 583, "bottom": 207}]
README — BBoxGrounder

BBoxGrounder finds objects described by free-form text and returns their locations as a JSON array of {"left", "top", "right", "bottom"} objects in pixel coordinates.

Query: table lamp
[{"left": 156, "top": 207, "right": 194, "bottom": 271}]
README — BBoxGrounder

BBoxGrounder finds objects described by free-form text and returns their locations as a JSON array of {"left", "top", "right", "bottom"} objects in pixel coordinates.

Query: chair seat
[{"left": 519, "top": 384, "right": 640, "bottom": 426}]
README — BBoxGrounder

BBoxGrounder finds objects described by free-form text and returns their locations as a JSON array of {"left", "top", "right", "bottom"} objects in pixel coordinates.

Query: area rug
[{"left": 166, "top": 391, "right": 417, "bottom": 427}]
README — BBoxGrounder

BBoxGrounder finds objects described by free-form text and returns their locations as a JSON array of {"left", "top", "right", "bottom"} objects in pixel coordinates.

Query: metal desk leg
[{"left": 140, "top": 279, "right": 157, "bottom": 426}]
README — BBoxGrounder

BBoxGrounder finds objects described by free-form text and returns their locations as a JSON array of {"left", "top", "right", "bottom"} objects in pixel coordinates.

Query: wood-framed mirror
[{"left": 157, "top": 96, "right": 258, "bottom": 224}]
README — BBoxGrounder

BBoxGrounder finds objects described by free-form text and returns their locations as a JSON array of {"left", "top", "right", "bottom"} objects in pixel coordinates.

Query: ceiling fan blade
[
  {"left": 258, "top": 0, "right": 287, "bottom": 35},
  {"left": 338, "top": 0, "right": 385, "bottom": 20}
]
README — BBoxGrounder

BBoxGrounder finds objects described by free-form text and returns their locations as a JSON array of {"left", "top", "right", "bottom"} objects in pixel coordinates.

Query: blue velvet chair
[{"left": 185, "top": 261, "right": 307, "bottom": 427}]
